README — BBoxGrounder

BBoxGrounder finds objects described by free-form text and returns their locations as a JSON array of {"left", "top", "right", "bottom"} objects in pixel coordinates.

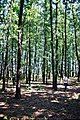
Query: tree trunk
[
  {"left": 26, "top": 52, "right": 28, "bottom": 84},
  {"left": 42, "top": 0, "right": 47, "bottom": 84},
  {"left": 34, "top": 35, "right": 37, "bottom": 81},
  {"left": 37, "top": 57, "right": 40, "bottom": 80},
  {"left": 2, "top": 28, "right": 9, "bottom": 91},
  {"left": 68, "top": 59, "right": 70, "bottom": 78},
  {"left": 0, "top": 52, "right": 4, "bottom": 80},
  {"left": 28, "top": 26, "right": 31, "bottom": 86},
  {"left": 6, "top": 67, "right": 9, "bottom": 87},
  {"left": 50, "top": 0, "right": 55, "bottom": 88},
  {"left": 46, "top": 61, "right": 48, "bottom": 84},
  {"left": 15, "top": 0, "right": 24, "bottom": 99},
  {"left": 48, "top": 55, "right": 51, "bottom": 79},
  {"left": 72, "top": 6, "right": 80, "bottom": 82},
  {"left": 64, "top": 2, "right": 67, "bottom": 77},
  {"left": 54, "top": 3, "right": 58, "bottom": 90},
  {"left": 11, "top": 38, "right": 15, "bottom": 86},
  {"left": 61, "top": 36, "right": 64, "bottom": 79}
]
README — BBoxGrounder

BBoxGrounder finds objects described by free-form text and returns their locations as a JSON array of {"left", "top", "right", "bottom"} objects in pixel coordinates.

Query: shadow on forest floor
[{"left": 0, "top": 80, "right": 80, "bottom": 120}]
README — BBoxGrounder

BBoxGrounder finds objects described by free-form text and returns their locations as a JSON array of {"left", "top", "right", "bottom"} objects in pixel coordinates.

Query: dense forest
[{"left": 0, "top": 0, "right": 80, "bottom": 119}]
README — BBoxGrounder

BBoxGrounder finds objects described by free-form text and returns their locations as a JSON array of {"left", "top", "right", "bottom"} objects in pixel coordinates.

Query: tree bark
[
  {"left": 28, "top": 26, "right": 31, "bottom": 86},
  {"left": 2, "top": 28, "right": 9, "bottom": 91},
  {"left": 11, "top": 38, "right": 15, "bottom": 86},
  {"left": 72, "top": 6, "right": 80, "bottom": 82},
  {"left": 26, "top": 51, "right": 28, "bottom": 84},
  {"left": 42, "top": 0, "right": 47, "bottom": 84},
  {"left": 50, "top": 0, "right": 55, "bottom": 88},
  {"left": 61, "top": 34, "right": 64, "bottom": 79},
  {"left": 54, "top": 3, "right": 58, "bottom": 90},
  {"left": 64, "top": 2, "right": 67, "bottom": 77},
  {"left": 34, "top": 33, "right": 37, "bottom": 81},
  {"left": 15, "top": 0, "right": 24, "bottom": 99}
]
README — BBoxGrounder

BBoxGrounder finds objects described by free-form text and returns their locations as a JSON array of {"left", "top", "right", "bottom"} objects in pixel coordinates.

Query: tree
[
  {"left": 50, "top": 0, "right": 55, "bottom": 89},
  {"left": 42, "top": 0, "right": 47, "bottom": 84},
  {"left": 15, "top": 0, "right": 24, "bottom": 99},
  {"left": 72, "top": 5, "right": 80, "bottom": 82}
]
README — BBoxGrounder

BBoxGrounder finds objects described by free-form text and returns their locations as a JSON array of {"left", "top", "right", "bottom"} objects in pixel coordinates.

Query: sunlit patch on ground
[{"left": 0, "top": 78, "right": 80, "bottom": 119}]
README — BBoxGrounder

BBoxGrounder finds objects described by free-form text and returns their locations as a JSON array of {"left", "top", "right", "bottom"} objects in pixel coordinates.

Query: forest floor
[{"left": 0, "top": 77, "right": 80, "bottom": 120}]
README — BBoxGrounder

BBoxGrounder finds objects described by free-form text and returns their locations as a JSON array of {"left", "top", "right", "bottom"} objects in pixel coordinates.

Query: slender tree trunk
[
  {"left": 34, "top": 37, "right": 37, "bottom": 81},
  {"left": 15, "top": 0, "right": 24, "bottom": 99},
  {"left": 2, "top": 28, "right": 9, "bottom": 91},
  {"left": 6, "top": 67, "right": 9, "bottom": 87},
  {"left": 74, "top": 24, "right": 80, "bottom": 82},
  {"left": 42, "top": 36, "right": 47, "bottom": 84},
  {"left": 0, "top": 52, "right": 4, "bottom": 80},
  {"left": 0, "top": 41, "right": 3, "bottom": 80},
  {"left": 73, "top": 41, "right": 75, "bottom": 77},
  {"left": 54, "top": 3, "right": 58, "bottom": 90},
  {"left": 50, "top": 0, "right": 55, "bottom": 88},
  {"left": 48, "top": 55, "right": 51, "bottom": 79},
  {"left": 11, "top": 38, "right": 15, "bottom": 86},
  {"left": 72, "top": 6, "right": 80, "bottom": 82},
  {"left": 68, "top": 59, "right": 70, "bottom": 78},
  {"left": 2, "top": 43, "right": 8, "bottom": 91},
  {"left": 0, "top": 62, "right": 2, "bottom": 80},
  {"left": 42, "top": 0, "right": 47, "bottom": 84},
  {"left": 14, "top": 43, "right": 17, "bottom": 75},
  {"left": 28, "top": 25, "right": 31, "bottom": 86},
  {"left": 64, "top": 3, "right": 67, "bottom": 77},
  {"left": 37, "top": 57, "right": 40, "bottom": 80},
  {"left": 71, "top": 42, "right": 75, "bottom": 77},
  {"left": 72, "top": 61, "right": 74, "bottom": 77},
  {"left": 46, "top": 60, "right": 48, "bottom": 84},
  {"left": 61, "top": 36, "right": 64, "bottom": 79},
  {"left": 26, "top": 51, "right": 28, "bottom": 84}
]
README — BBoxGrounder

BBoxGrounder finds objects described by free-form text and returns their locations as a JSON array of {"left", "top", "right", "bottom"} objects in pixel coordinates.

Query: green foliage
[{"left": 0, "top": 0, "right": 79, "bottom": 81}]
